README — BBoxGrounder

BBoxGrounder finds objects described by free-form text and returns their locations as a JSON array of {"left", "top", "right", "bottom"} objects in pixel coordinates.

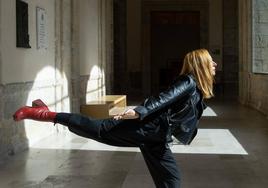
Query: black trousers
[{"left": 56, "top": 113, "right": 181, "bottom": 188}]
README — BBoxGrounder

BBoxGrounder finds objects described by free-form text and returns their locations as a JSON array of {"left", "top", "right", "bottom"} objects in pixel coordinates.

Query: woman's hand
[{"left": 113, "top": 109, "right": 139, "bottom": 120}]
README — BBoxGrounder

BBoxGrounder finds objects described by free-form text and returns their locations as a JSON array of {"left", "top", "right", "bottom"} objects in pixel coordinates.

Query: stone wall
[
  {"left": 0, "top": 0, "right": 72, "bottom": 157},
  {"left": 0, "top": 84, "right": 28, "bottom": 157},
  {"left": 252, "top": 0, "right": 268, "bottom": 73},
  {"left": 74, "top": 0, "right": 113, "bottom": 104},
  {"left": 0, "top": 0, "right": 56, "bottom": 83},
  {"left": 239, "top": 0, "right": 268, "bottom": 117},
  {"left": 0, "top": 82, "right": 62, "bottom": 157},
  {"left": 0, "top": 0, "right": 114, "bottom": 158}
]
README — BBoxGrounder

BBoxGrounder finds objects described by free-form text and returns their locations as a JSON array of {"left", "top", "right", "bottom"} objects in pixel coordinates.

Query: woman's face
[{"left": 209, "top": 55, "right": 217, "bottom": 76}]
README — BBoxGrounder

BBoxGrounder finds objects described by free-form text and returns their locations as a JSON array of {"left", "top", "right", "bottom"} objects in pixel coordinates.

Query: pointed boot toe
[{"left": 13, "top": 106, "right": 30, "bottom": 121}]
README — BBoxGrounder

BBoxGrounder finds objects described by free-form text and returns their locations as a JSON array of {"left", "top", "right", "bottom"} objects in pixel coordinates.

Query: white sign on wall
[{"left": 36, "top": 7, "right": 48, "bottom": 50}]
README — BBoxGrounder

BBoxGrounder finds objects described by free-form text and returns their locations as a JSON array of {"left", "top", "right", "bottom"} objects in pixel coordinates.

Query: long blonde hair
[{"left": 180, "top": 49, "right": 214, "bottom": 99}]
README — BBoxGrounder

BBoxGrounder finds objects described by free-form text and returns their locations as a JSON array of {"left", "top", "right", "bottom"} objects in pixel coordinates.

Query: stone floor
[{"left": 1, "top": 99, "right": 268, "bottom": 188}]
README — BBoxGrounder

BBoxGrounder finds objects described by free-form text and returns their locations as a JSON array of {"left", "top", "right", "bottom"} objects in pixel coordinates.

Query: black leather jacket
[{"left": 134, "top": 74, "right": 207, "bottom": 145}]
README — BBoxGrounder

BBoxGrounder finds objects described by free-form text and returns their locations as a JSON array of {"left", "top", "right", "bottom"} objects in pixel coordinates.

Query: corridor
[{"left": 0, "top": 0, "right": 268, "bottom": 187}]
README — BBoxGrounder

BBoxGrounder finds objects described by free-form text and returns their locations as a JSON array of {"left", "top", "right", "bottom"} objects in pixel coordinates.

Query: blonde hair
[{"left": 180, "top": 49, "right": 214, "bottom": 99}]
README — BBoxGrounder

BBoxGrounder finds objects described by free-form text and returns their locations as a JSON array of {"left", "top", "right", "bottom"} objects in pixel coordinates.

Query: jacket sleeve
[{"left": 134, "top": 75, "right": 196, "bottom": 120}]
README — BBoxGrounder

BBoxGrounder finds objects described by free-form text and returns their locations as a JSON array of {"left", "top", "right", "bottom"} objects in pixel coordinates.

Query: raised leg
[{"left": 55, "top": 113, "right": 104, "bottom": 142}]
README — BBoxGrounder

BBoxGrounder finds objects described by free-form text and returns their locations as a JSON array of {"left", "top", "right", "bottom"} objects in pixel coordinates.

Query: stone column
[
  {"left": 223, "top": 0, "right": 239, "bottom": 99},
  {"left": 70, "top": 0, "right": 81, "bottom": 113},
  {"left": 238, "top": 0, "right": 252, "bottom": 104},
  {"left": 113, "top": 0, "right": 127, "bottom": 94}
]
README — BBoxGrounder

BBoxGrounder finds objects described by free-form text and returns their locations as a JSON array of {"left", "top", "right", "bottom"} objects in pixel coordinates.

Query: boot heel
[{"left": 32, "top": 99, "right": 47, "bottom": 107}]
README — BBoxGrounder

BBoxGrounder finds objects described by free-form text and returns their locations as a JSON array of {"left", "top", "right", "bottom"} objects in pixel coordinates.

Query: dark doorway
[{"left": 150, "top": 11, "right": 200, "bottom": 94}]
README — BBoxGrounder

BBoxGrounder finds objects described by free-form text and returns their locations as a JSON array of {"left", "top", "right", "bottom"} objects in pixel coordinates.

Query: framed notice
[{"left": 36, "top": 7, "right": 48, "bottom": 49}]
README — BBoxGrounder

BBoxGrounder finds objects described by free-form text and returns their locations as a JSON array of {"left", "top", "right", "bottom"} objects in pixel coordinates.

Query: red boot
[{"left": 13, "top": 99, "right": 56, "bottom": 122}]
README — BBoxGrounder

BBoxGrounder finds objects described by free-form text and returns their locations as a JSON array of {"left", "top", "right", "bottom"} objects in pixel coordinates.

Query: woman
[{"left": 13, "top": 49, "right": 216, "bottom": 188}]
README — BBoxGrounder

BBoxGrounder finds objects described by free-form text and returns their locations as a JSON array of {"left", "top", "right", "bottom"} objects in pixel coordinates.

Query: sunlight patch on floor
[
  {"left": 171, "top": 129, "right": 248, "bottom": 154},
  {"left": 202, "top": 106, "right": 217, "bottom": 116},
  {"left": 31, "top": 129, "right": 247, "bottom": 155}
]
